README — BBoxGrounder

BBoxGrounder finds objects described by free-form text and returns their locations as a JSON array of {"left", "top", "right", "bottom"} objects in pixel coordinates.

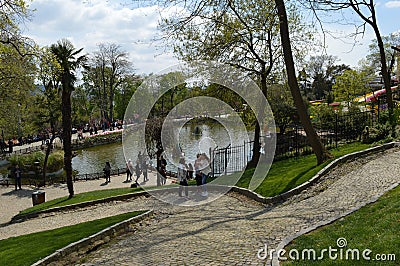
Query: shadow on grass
[{"left": 282, "top": 165, "right": 318, "bottom": 194}]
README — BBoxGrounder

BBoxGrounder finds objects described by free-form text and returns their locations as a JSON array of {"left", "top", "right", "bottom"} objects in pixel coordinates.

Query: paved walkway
[
  {"left": 79, "top": 149, "right": 400, "bottom": 265},
  {"left": 0, "top": 170, "right": 171, "bottom": 226},
  {"left": 0, "top": 148, "right": 399, "bottom": 265}
]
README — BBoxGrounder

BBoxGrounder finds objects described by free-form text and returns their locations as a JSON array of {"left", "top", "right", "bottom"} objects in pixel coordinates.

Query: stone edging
[
  {"left": 10, "top": 191, "right": 150, "bottom": 223},
  {"left": 31, "top": 209, "right": 153, "bottom": 266},
  {"left": 10, "top": 142, "right": 399, "bottom": 224},
  {"left": 231, "top": 142, "right": 399, "bottom": 205},
  {"left": 271, "top": 182, "right": 400, "bottom": 266}
]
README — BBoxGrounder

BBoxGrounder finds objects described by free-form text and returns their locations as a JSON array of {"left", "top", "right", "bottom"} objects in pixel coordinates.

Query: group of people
[
  {"left": 125, "top": 151, "right": 149, "bottom": 184},
  {"left": 177, "top": 153, "right": 211, "bottom": 198},
  {"left": 103, "top": 151, "right": 212, "bottom": 199}
]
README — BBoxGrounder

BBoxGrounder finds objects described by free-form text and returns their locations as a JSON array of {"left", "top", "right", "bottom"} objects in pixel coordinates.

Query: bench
[{"left": 0, "top": 178, "right": 10, "bottom": 187}]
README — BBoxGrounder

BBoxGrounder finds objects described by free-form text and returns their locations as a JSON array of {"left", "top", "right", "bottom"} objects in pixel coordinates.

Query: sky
[{"left": 22, "top": 0, "right": 400, "bottom": 74}]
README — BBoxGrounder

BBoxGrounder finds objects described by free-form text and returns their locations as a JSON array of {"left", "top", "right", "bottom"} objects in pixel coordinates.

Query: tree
[
  {"left": 275, "top": 0, "right": 331, "bottom": 164},
  {"left": 161, "top": 0, "right": 312, "bottom": 167},
  {"left": 0, "top": 1, "right": 37, "bottom": 139},
  {"left": 0, "top": 0, "right": 34, "bottom": 57},
  {"left": 84, "top": 43, "right": 132, "bottom": 123},
  {"left": 333, "top": 69, "right": 368, "bottom": 104},
  {"left": 311, "top": 0, "right": 395, "bottom": 123},
  {"left": 114, "top": 74, "right": 142, "bottom": 120},
  {"left": 304, "top": 55, "right": 350, "bottom": 101},
  {"left": 364, "top": 34, "right": 400, "bottom": 85},
  {"left": 0, "top": 41, "right": 37, "bottom": 139},
  {"left": 35, "top": 47, "right": 62, "bottom": 185},
  {"left": 268, "top": 83, "right": 296, "bottom": 133},
  {"left": 50, "top": 39, "right": 86, "bottom": 198}
]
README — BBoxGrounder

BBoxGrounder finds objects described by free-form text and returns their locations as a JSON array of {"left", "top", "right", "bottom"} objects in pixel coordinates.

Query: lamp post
[
  {"left": 34, "top": 161, "right": 43, "bottom": 186},
  {"left": 17, "top": 103, "right": 21, "bottom": 138}
]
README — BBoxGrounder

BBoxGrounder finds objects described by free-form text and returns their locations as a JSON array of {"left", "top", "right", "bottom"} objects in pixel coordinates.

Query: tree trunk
[
  {"left": 62, "top": 87, "right": 74, "bottom": 198},
  {"left": 42, "top": 126, "right": 56, "bottom": 186},
  {"left": 109, "top": 87, "right": 114, "bottom": 123},
  {"left": 373, "top": 25, "right": 394, "bottom": 121},
  {"left": 247, "top": 69, "right": 267, "bottom": 169},
  {"left": 275, "top": 0, "right": 331, "bottom": 165},
  {"left": 156, "top": 148, "right": 164, "bottom": 186}
]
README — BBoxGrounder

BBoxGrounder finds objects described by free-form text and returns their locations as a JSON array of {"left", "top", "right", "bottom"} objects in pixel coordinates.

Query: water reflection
[{"left": 72, "top": 122, "right": 251, "bottom": 174}]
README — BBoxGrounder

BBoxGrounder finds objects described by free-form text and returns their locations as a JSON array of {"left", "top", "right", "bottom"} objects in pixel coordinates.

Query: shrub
[
  {"left": 9, "top": 151, "right": 45, "bottom": 170},
  {"left": 361, "top": 122, "right": 392, "bottom": 144},
  {"left": 9, "top": 151, "right": 64, "bottom": 173},
  {"left": 47, "top": 151, "right": 64, "bottom": 172}
]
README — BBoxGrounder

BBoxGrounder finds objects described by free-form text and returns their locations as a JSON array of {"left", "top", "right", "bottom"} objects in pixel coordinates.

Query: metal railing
[{"left": 211, "top": 110, "right": 376, "bottom": 176}]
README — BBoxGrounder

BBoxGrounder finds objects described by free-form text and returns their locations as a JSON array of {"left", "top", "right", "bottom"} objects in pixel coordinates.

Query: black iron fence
[{"left": 211, "top": 110, "right": 376, "bottom": 176}]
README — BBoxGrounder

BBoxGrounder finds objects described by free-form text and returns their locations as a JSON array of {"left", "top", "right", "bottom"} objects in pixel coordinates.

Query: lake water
[{"left": 72, "top": 122, "right": 252, "bottom": 174}]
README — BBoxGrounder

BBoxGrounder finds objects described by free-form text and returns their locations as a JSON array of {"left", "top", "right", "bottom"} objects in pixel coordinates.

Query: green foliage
[
  {"left": 311, "top": 104, "right": 338, "bottom": 130},
  {"left": 333, "top": 69, "right": 369, "bottom": 103},
  {"left": 362, "top": 122, "right": 393, "bottom": 144},
  {"left": 268, "top": 84, "right": 296, "bottom": 133},
  {"left": 9, "top": 151, "right": 44, "bottom": 169},
  {"left": 20, "top": 187, "right": 145, "bottom": 215},
  {"left": 302, "top": 55, "right": 350, "bottom": 101},
  {"left": 81, "top": 43, "right": 132, "bottom": 122},
  {"left": 365, "top": 33, "right": 400, "bottom": 74},
  {"left": 46, "top": 151, "right": 64, "bottom": 172},
  {"left": 362, "top": 108, "right": 400, "bottom": 144},
  {"left": 9, "top": 151, "right": 64, "bottom": 172},
  {"left": 236, "top": 142, "right": 371, "bottom": 197},
  {"left": 114, "top": 75, "right": 142, "bottom": 120}
]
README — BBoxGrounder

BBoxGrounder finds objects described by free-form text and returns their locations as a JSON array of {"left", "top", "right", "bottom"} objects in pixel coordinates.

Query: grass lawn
[
  {"left": 19, "top": 187, "right": 144, "bottom": 215},
  {"left": 0, "top": 211, "right": 146, "bottom": 266},
  {"left": 283, "top": 185, "right": 400, "bottom": 265},
  {"left": 20, "top": 142, "right": 371, "bottom": 216},
  {"left": 235, "top": 142, "right": 371, "bottom": 197}
]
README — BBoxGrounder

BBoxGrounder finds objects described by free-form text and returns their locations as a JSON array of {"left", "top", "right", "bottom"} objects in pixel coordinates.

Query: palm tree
[{"left": 50, "top": 39, "right": 86, "bottom": 198}]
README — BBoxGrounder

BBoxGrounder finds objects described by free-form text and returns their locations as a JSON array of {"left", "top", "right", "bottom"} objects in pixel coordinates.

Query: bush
[
  {"left": 9, "top": 151, "right": 45, "bottom": 170},
  {"left": 9, "top": 151, "right": 64, "bottom": 173},
  {"left": 361, "top": 122, "right": 392, "bottom": 144},
  {"left": 46, "top": 151, "right": 64, "bottom": 173}
]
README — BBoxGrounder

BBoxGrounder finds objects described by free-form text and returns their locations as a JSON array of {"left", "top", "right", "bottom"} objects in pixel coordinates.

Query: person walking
[
  {"left": 141, "top": 157, "right": 148, "bottom": 182},
  {"left": 160, "top": 164, "right": 167, "bottom": 185},
  {"left": 194, "top": 154, "right": 202, "bottom": 194},
  {"left": 187, "top": 163, "right": 194, "bottom": 180},
  {"left": 103, "top": 162, "right": 111, "bottom": 183},
  {"left": 126, "top": 159, "right": 133, "bottom": 182},
  {"left": 135, "top": 160, "right": 141, "bottom": 183},
  {"left": 159, "top": 155, "right": 168, "bottom": 185},
  {"left": 14, "top": 165, "right": 22, "bottom": 190},
  {"left": 199, "top": 153, "right": 211, "bottom": 197},
  {"left": 8, "top": 139, "right": 13, "bottom": 153},
  {"left": 178, "top": 157, "right": 188, "bottom": 198}
]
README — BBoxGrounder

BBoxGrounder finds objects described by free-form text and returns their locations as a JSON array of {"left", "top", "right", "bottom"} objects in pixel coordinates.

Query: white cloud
[
  {"left": 24, "top": 0, "right": 180, "bottom": 74},
  {"left": 385, "top": 1, "right": 400, "bottom": 8}
]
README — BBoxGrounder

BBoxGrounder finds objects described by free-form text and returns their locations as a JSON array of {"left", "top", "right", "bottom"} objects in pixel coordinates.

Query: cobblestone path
[{"left": 76, "top": 149, "right": 400, "bottom": 266}]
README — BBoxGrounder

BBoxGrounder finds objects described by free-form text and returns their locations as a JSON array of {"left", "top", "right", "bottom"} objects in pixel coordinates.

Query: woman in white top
[
  {"left": 178, "top": 157, "right": 188, "bottom": 197},
  {"left": 199, "top": 153, "right": 210, "bottom": 197}
]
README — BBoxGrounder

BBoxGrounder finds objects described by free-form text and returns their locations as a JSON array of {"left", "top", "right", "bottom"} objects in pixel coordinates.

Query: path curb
[
  {"left": 12, "top": 142, "right": 399, "bottom": 223},
  {"left": 232, "top": 142, "right": 399, "bottom": 205},
  {"left": 271, "top": 182, "right": 400, "bottom": 266},
  {"left": 31, "top": 209, "right": 153, "bottom": 266},
  {"left": 10, "top": 190, "right": 150, "bottom": 224}
]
